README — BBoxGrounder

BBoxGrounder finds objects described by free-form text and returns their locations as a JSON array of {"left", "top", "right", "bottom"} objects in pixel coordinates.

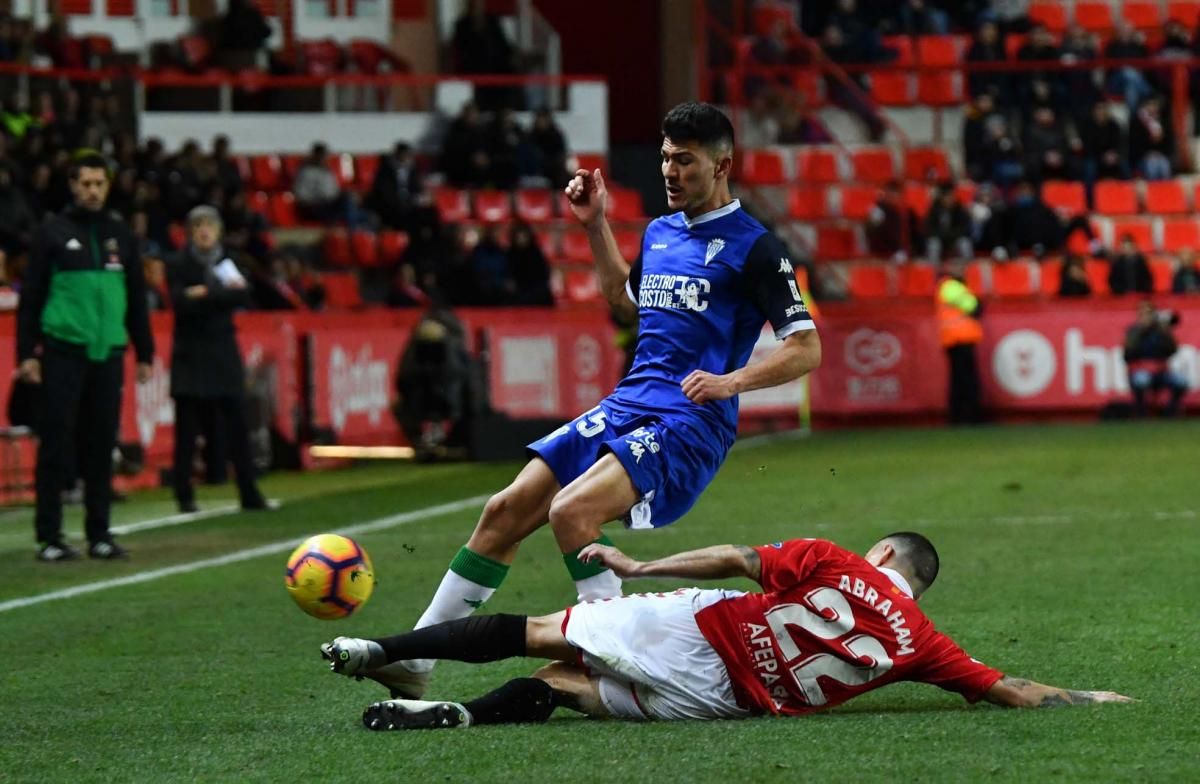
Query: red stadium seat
[
  {"left": 869, "top": 72, "right": 914, "bottom": 105},
  {"left": 1111, "top": 218, "right": 1155, "bottom": 252},
  {"left": 850, "top": 147, "right": 895, "bottom": 183},
  {"left": 322, "top": 229, "right": 352, "bottom": 268},
  {"left": 790, "top": 71, "right": 824, "bottom": 105},
  {"left": 848, "top": 264, "right": 891, "bottom": 298},
  {"left": 1167, "top": 1, "right": 1200, "bottom": 27},
  {"left": 817, "top": 225, "right": 859, "bottom": 259},
  {"left": 992, "top": 260, "right": 1037, "bottom": 297},
  {"left": 1093, "top": 180, "right": 1139, "bottom": 215},
  {"left": 902, "top": 182, "right": 932, "bottom": 218},
  {"left": 740, "top": 149, "right": 787, "bottom": 185},
  {"left": 1041, "top": 181, "right": 1087, "bottom": 215},
  {"left": 615, "top": 229, "right": 642, "bottom": 259},
  {"left": 378, "top": 230, "right": 410, "bottom": 265},
  {"left": 251, "top": 155, "right": 283, "bottom": 191},
  {"left": 572, "top": 153, "right": 607, "bottom": 175},
  {"left": 1074, "top": 1, "right": 1115, "bottom": 31},
  {"left": 281, "top": 154, "right": 305, "bottom": 183},
  {"left": 788, "top": 185, "right": 830, "bottom": 220},
  {"left": 1028, "top": 2, "right": 1068, "bottom": 31},
  {"left": 1149, "top": 255, "right": 1176, "bottom": 292},
  {"left": 1005, "top": 33, "right": 1027, "bottom": 59},
  {"left": 562, "top": 230, "right": 593, "bottom": 264},
  {"left": 917, "top": 72, "right": 963, "bottom": 106},
  {"left": 1085, "top": 258, "right": 1111, "bottom": 294},
  {"left": 1161, "top": 218, "right": 1200, "bottom": 252},
  {"left": 268, "top": 192, "right": 298, "bottom": 228},
  {"left": 904, "top": 147, "right": 951, "bottom": 181},
  {"left": 351, "top": 229, "right": 380, "bottom": 267},
  {"left": 248, "top": 190, "right": 270, "bottom": 216},
  {"left": 1039, "top": 259, "right": 1062, "bottom": 296},
  {"left": 515, "top": 188, "right": 555, "bottom": 223},
  {"left": 838, "top": 184, "right": 879, "bottom": 220},
  {"left": 954, "top": 181, "right": 977, "bottom": 206},
  {"left": 897, "top": 263, "right": 936, "bottom": 297},
  {"left": 606, "top": 186, "right": 645, "bottom": 220},
  {"left": 322, "top": 271, "right": 363, "bottom": 309},
  {"left": 433, "top": 187, "right": 471, "bottom": 223},
  {"left": 916, "top": 35, "right": 965, "bottom": 66},
  {"left": 474, "top": 189, "right": 512, "bottom": 223},
  {"left": 795, "top": 148, "right": 842, "bottom": 183},
  {"left": 751, "top": 2, "right": 794, "bottom": 36},
  {"left": 1146, "top": 181, "right": 1188, "bottom": 214},
  {"left": 168, "top": 222, "right": 186, "bottom": 251},
  {"left": 563, "top": 269, "right": 601, "bottom": 303},
  {"left": 965, "top": 262, "right": 987, "bottom": 296},
  {"left": 882, "top": 35, "right": 914, "bottom": 66},
  {"left": 1123, "top": 1, "right": 1163, "bottom": 29},
  {"left": 300, "top": 38, "right": 344, "bottom": 76},
  {"left": 179, "top": 34, "right": 212, "bottom": 69},
  {"left": 353, "top": 154, "right": 380, "bottom": 191}
]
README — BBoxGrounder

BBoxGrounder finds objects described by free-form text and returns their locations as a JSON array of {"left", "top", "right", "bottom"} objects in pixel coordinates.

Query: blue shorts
[{"left": 526, "top": 399, "right": 729, "bottom": 529}]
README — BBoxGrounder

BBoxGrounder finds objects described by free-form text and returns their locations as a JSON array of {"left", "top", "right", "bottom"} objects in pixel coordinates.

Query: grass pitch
[{"left": 1, "top": 421, "right": 1197, "bottom": 783}]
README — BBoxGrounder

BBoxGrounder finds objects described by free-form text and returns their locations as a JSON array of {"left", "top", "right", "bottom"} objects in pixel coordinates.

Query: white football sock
[
  {"left": 403, "top": 571, "right": 497, "bottom": 672},
  {"left": 574, "top": 570, "right": 623, "bottom": 602}
]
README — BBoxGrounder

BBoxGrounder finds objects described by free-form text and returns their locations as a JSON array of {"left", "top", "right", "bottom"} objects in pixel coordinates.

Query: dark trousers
[
  {"left": 947, "top": 344, "right": 983, "bottom": 425},
  {"left": 34, "top": 345, "right": 124, "bottom": 544},
  {"left": 172, "top": 395, "right": 262, "bottom": 507}
]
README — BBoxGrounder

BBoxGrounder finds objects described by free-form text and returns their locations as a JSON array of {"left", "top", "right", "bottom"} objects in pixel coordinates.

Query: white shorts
[{"left": 562, "top": 587, "right": 750, "bottom": 721}]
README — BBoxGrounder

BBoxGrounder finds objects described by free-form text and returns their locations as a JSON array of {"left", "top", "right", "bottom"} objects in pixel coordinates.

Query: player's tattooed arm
[
  {"left": 984, "top": 676, "right": 1134, "bottom": 708},
  {"left": 578, "top": 543, "right": 761, "bottom": 581}
]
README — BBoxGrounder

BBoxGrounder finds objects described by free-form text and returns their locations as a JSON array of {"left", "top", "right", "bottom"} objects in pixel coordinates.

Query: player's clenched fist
[
  {"left": 682, "top": 369, "right": 739, "bottom": 404},
  {"left": 578, "top": 543, "right": 643, "bottom": 578},
  {"left": 564, "top": 168, "right": 608, "bottom": 228}
]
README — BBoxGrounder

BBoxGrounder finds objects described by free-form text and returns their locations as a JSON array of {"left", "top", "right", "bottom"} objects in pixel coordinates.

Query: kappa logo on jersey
[
  {"left": 778, "top": 257, "right": 794, "bottom": 275},
  {"left": 650, "top": 243, "right": 669, "bottom": 250},
  {"left": 704, "top": 238, "right": 725, "bottom": 265},
  {"left": 638, "top": 273, "right": 711, "bottom": 312},
  {"left": 624, "top": 427, "right": 661, "bottom": 463}
]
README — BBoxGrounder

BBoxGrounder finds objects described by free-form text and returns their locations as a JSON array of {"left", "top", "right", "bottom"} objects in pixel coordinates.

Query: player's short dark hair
[
  {"left": 882, "top": 531, "right": 940, "bottom": 594},
  {"left": 661, "top": 102, "right": 735, "bottom": 153},
  {"left": 70, "top": 150, "right": 111, "bottom": 180}
]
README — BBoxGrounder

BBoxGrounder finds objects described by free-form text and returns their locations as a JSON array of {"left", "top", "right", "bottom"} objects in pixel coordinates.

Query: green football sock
[{"left": 562, "top": 533, "right": 616, "bottom": 581}]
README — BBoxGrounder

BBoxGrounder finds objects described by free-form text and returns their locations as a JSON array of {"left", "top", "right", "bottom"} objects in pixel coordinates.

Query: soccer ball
[{"left": 284, "top": 534, "right": 375, "bottom": 620}]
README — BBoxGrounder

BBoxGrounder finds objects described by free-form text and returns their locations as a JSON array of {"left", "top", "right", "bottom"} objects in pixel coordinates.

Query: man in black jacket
[
  {"left": 167, "top": 205, "right": 267, "bottom": 514},
  {"left": 16, "top": 152, "right": 154, "bottom": 562}
]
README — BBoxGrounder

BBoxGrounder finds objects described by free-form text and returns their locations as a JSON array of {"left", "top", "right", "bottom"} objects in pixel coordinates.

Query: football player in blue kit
[{"left": 361, "top": 102, "right": 822, "bottom": 699}]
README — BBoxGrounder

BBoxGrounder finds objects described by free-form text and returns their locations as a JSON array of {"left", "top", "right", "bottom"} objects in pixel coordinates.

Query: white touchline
[
  {"left": 111, "top": 504, "right": 242, "bottom": 535},
  {"left": 0, "top": 494, "right": 490, "bottom": 614}
]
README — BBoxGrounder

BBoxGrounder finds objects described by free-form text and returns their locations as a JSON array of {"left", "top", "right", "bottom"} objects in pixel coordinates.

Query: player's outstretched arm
[
  {"left": 983, "top": 676, "right": 1134, "bottom": 708},
  {"left": 579, "top": 543, "right": 761, "bottom": 582},
  {"left": 564, "top": 168, "right": 636, "bottom": 321},
  {"left": 682, "top": 329, "right": 821, "bottom": 404}
]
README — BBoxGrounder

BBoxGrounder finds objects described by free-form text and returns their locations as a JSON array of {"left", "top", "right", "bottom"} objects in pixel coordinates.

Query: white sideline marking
[
  {"left": 0, "top": 494, "right": 489, "bottom": 615},
  {"left": 111, "top": 498, "right": 283, "bottom": 535}
]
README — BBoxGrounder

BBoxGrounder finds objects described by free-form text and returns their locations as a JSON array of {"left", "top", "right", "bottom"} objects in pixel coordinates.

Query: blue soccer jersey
[{"left": 610, "top": 199, "right": 815, "bottom": 442}]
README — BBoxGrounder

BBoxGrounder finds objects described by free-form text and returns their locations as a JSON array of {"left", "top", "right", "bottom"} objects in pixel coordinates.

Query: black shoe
[
  {"left": 37, "top": 541, "right": 82, "bottom": 562},
  {"left": 89, "top": 539, "right": 129, "bottom": 560},
  {"left": 242, "top": 497, "right": 278, "bottom": 512},
  {"left": 362, "top": 699, "right": 472, "bottom": 731},
  {"left": 178, "top": 500, "right": 198, "bottom": 514}
]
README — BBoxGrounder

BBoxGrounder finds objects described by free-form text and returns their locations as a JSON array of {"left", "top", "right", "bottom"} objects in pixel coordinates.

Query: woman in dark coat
[{"left": 167, "top": 205, "right": 267, "bottom": 513}]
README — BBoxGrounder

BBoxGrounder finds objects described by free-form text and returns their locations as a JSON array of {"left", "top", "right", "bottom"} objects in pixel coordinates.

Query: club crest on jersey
[{"left": 704, "top": 238, "right": 725, "bottom": 265}]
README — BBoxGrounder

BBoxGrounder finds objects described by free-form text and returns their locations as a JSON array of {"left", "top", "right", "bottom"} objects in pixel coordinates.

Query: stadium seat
[
  {"left": 1146, "top": 180, "right": 1189, "bottom": 214},
  {"left": 572, "top": 153, "right": 607, "bottom": 174},
  {"left": 1161, "top": 218, "right": 1200, "bottom": 252},
  {"left": 281, "top": 154, "right": 305, "bottom": 183},
  {"left": 1039, "top": 259, "right": 1062, "bottom": 296},
  {"left": 902, "top": 182, "right": 933, "bottom": 217},
  {"left": 903, "top": 147, "right": 951, "bottom": 181},
  {"left": 848, "top": 264, "right": 891, "bottom": 298},
  {"left": 378, "top": 230, "right": 409, "bottom": 265},
  {"left": 300, "top": 38, "right": 344, "bottom": 76},
  {"left": 515, "top": 188, "right": 555, "bottom": 223},
  {"left": 433, "top": 188, "right": 471, "bottom": 223},
  {"left": 179, "top": 34, "right": 212, "bottom": 69},
  {"left": 615, "top": 229, "right": 642, "bottom": 260},
  {"left": 248, "top": 190, "right": 270, "bottom": 216},
  {"left": 965, "top": 262, "right": 987, "bottom": 295},
  {"left": 817, "top": 226, "right": 859, "bottom": 259},
  {"left": 1111, "top": 218, "right": 1156, "bottom": 252},
  {"left": 168, "top": 222, "right": 186, "bottom": 251},
  {"left": 322, "top": 230, "right": 353, "bottom": 268},
  {"left": 882, "top": 35, "right": 914, "bottom": 66},
  {"left": 251, "top": 155, "right": 283, "bottom": 191},
  {"left": 897, "top": 263, "right": 936, "bottom": 297},
  {"left": 1005, "top": 33, "right": 1027, "bottom": 59},
  {"left": 1028, "top": 2, "right": 1068, "bottom": 31},
  {"left": 992, "top": 260, "right": 1037, "bottom": 297},
  {"left": 838, "top": 184, "right": 879, "bottom": 220},
  {"left": 321, "top": 271, "right": 363, "bottom": 309},
  {"left": 795, "top": 148, "right": 842, "bottom": 183},
  {"left": 607, "top": 186, "right": 645, "bottom": 220},
  {"left": 917, "top": 72, "right": 963, "bottom": 106},
  {"left": 562, "top": 230, "right": 593, "bottom": 264},
  {"left": 563, "top": 269, "right": 601, "bottom": 302},
  {"left": 474, "top": 189, "right": 512, "bottom": 223},
  {"left": 850, "top": 147, "right": 895, "bottom": 183},
  {"left": 916, "top": 35, "right": 966, "bottom": 66},
  {"left": 788, "top": 185, "right": 830, "bottom": 220},
  {"left": 954, "top": 181, "right": 977, "bottom": 206},
  {"left": 1123, "top": 1, "right": 1163, "bottom": 29},
  {"left": 740, "top": 149, "right": 787, "bottom": 185},
  {"left": 268, "top": 192, "right": 298, "bottom": 228},
  {"left": 1074, "top": 2, "right": 1115, "bottom": 31},
  {"left": 1093, "top": 180, "right": 1139, "bottom": 215},
  {"left": 1149, "top": 255, "right": 1176, "bottom": 293},
  {"left": 1167, "top": 1, "right": 1200, "bottom": 27},
  {"left": 351, "top": 229, "right": 380, "bottom": 267},
  {"left": 790, "top": 71, "right": 824, "bottom": 105},
  {"left": 1085, "top": 258, "right": 1111, "bottom": 294},
  {"left": 534, "top": 229, "right": 558, "bottom": 259},
  {"left": 353, "top": 154, "right": 380, "bottom": 191},
  {"left": 868, "top": 72, "right": 914, "bottom": 106},
  {"left": 1041, "top": 181, "right": 1087, "bottom": 215},
  {"left": 329, "top": 153, "right": 355, "bottom": 189}
]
